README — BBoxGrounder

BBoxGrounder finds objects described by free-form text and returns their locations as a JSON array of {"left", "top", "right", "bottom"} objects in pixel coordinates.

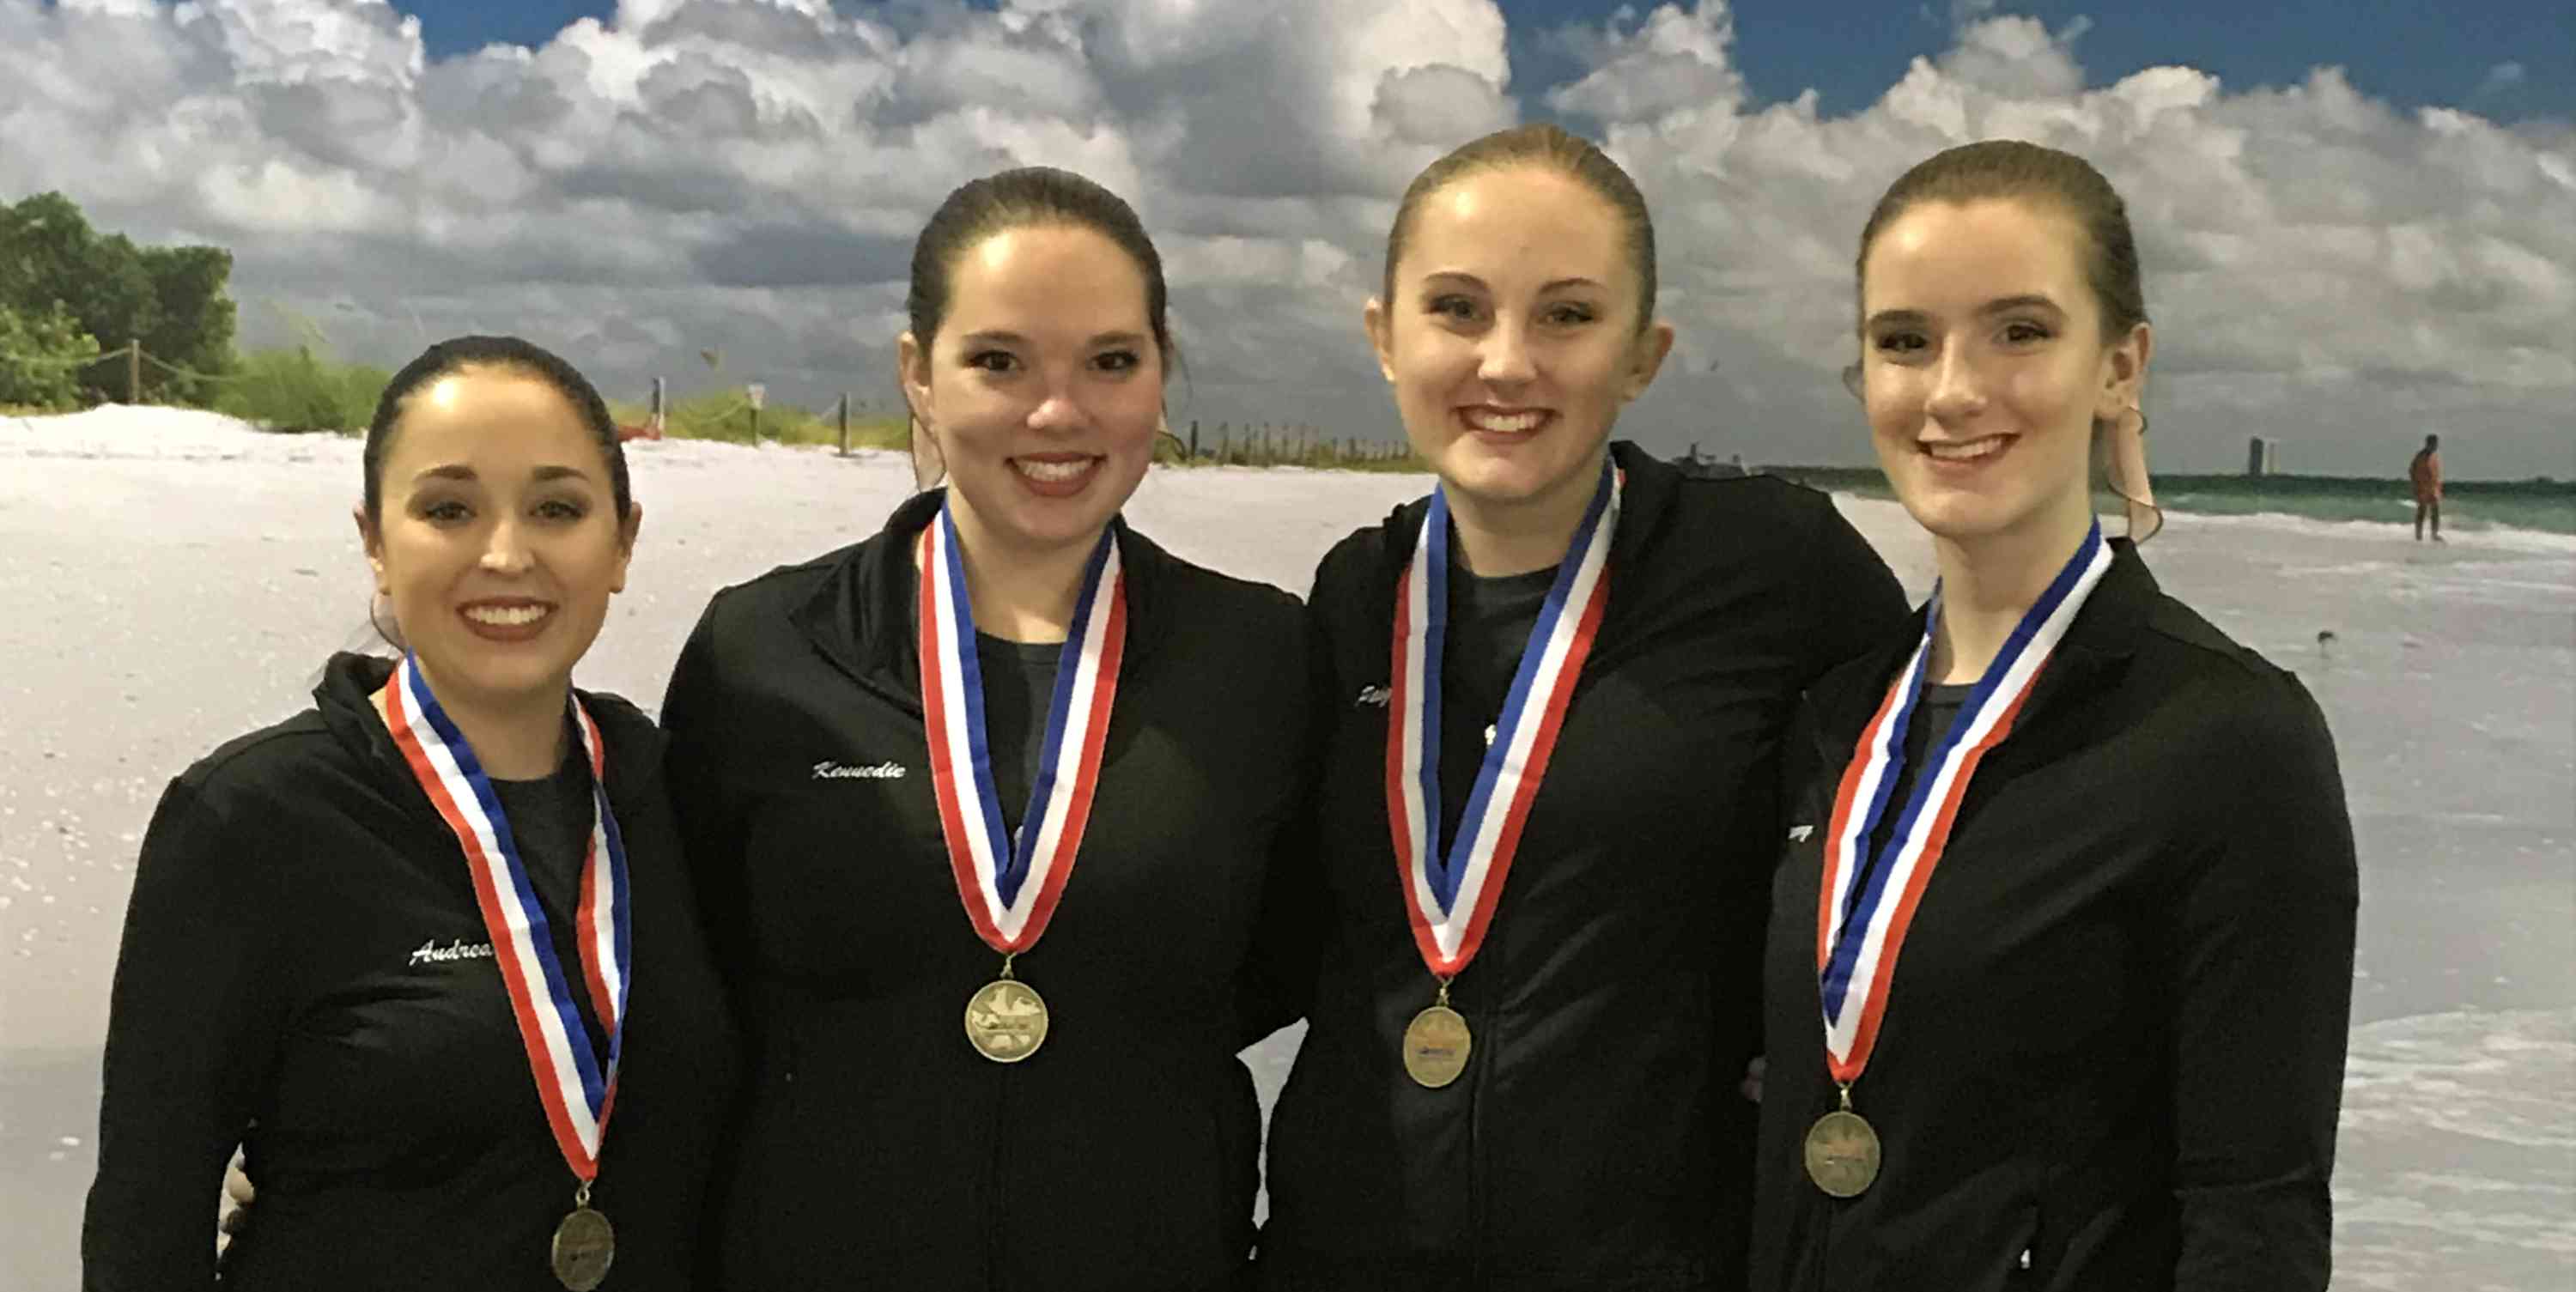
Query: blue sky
[{"left": 399, "top": 0, "right": 2574, "bottom": 124}]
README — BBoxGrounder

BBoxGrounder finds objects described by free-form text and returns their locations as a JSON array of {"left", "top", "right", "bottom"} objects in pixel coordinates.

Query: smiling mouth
[
  {"left": 1012, "top": 455, "right": 1100, "bottom": 483},
  {"left": 1460, "top": 407, "right": 1553, "bottom": 434},
  {"left": 1922, "top": 434, "right": 2012, "bottom": 463},
  {"left": 462, "top": 604, "right": 551, "bottom": 627}
]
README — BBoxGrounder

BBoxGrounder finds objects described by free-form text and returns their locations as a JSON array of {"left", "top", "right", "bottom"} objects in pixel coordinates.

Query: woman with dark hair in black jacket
[
  {"left": 1256, "top": 125, "right": 1907, "bottom": 1291},
  {"left": 82, "top": 337, "right": 737, "bottom": 1290},
  {"left": 662, "top": 168, "right": 1316, "bottom": 1291},
  {"left": 1750, "top": 141, "right": 2356, "bottom": 1292}
]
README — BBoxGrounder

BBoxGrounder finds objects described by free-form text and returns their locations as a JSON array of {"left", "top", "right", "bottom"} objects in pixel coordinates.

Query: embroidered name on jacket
[
  {"left": 814, "top": 760, "right": 908, "bottom": 779},
  {"left": 409, "top": 937, "right": 495, "bottom": 967}
]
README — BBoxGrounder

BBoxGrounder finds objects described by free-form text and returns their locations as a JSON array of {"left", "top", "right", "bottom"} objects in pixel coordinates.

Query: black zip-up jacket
[
  {"left": 1751, "top": 540, "right": 2358, "bottom": 1291},
  {"left": 82, "top": 652, "right": 738, "bottom": 1290},
  {"left": 1260, "top": 443, "right": 1909, "bottom": 1291},
  {"left": 660, "top": 490, "right": 1320, "bottom": 1291}
]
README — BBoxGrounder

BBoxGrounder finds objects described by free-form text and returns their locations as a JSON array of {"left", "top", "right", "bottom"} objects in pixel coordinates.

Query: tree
[
  {"left": 0, "top": 191, "right": 238, "bottom": 403},
  {"left": 0, "top": 301, "right": 102, "bottom": 410}
]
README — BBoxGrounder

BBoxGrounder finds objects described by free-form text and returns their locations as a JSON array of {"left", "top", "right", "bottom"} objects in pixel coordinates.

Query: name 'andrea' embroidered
[
  {"left": 410, "top": 937, "right": 497, "bottom": 967},
  {"left": 814, "top": 761, "right": 908, "bottom": 780}
]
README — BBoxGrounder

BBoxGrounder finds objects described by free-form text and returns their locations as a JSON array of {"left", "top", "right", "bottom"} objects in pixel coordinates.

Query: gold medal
[
  {"left": 1803, "top": 1087, "right": 1881, "bottom": 1198},
  {"left": 1401, "top": 980, "right": 1473, "bottom": 1089},
  {"left": 549, "top": 1192, "right": 615, "bottom": 1291},
  {"left": 964, "top": 974, "right": 1049, "bottom": 1063}
]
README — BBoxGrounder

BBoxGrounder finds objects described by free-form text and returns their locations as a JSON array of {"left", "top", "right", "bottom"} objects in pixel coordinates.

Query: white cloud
[{"left": 0, "top": 0, "right": 2567, "bottom": 476}]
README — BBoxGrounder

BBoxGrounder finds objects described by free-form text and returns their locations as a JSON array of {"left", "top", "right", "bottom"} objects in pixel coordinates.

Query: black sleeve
[
  {"left": 2168, "top": 677, "right": 2357, "bottom": 1290},
  {"left": 1797, "top": 495, "right": 1909, "bottom": 682},
  {"left": 659, "top": 599, "right": 756, "bottom": 995},
  {"left": 1232, "top": 598, "right": 1334, "bottom": 1051},
  {"left": 81, "top": 777, "right": 286, "bottom": 1291}
]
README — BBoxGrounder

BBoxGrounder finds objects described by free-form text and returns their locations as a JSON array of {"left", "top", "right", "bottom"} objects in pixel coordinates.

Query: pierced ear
[
  {"left": 1362, "top": 298, "right": 1396, "bottom": 384},
  {"left": 2100, "top": 321, "right": 2154, "bottom": 416}
]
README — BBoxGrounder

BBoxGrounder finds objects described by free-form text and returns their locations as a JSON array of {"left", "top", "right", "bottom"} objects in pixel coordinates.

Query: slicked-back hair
[
  {"left": 1382, "top": 124, "right": 1658, "bottom": 330},
  {"left": 1856, "top": 139, "right": 2147, "bottom": 343},
  {"left": 362, "top": 335, "right": 631, "bottom": 525},
  {"left": 905, "top": 166, "right": 1176, "bottom": 369}
]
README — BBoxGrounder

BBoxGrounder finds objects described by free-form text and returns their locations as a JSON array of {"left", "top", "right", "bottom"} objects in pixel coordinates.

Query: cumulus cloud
[{"left": 0, "top": 0, "right": 2567, "bottom": 476}]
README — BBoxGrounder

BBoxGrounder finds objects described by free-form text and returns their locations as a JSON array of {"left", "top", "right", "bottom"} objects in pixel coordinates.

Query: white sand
[{"left": 3, "top": 408, "right": 2568, "bottom": 1284}]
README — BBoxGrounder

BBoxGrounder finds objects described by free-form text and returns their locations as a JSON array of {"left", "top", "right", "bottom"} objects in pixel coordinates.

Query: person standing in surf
[
  {"left": 83, "top": 337, "right": 737, "bottom": 1290},
  {"left": 2410, "top": 433, "right": 2444, "bottom": 541},
  {"left": 1257, "top": 124, "right": 1907, "bottom": 1289},
  {"left": 1751, "top": 140, "right": 2358, "bottom": 1291},
  {"left": 660, "top": 167, "right": 1318, "bottom": 1290}
]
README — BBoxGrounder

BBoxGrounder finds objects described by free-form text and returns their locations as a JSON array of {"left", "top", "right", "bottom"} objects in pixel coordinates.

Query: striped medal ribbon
[
  {"left": 918, "top": 502, "right": 1127, "bottom": 1064},
  {"left": 1386, "top": 460, "right": 1619, "bottom": 1088},
  {"left": 1804, "top": 520, "right": 2111, "bottom": 1198},
  {"left": 382, "top": 653, "right": 629, "bottom": 1289}
]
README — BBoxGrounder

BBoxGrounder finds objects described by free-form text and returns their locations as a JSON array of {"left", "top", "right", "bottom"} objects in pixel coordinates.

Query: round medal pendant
[
  {"left": 1802, "top": 1108, "right": 1882, "bottom": 1198},
  {"left": 550, "top": 1205, "right": 615, "bottom": 1291},
  {"left": 1400, "top": 1004, "right": 1473, "bottom": 1089},
  {"left": 964, "top": 978, "right": 1049, "bottom": 1063}
]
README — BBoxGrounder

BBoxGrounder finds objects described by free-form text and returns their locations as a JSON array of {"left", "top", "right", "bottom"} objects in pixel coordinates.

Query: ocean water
[{"left": 2150, "top": 488, "right": 2576, "bottom": 537}]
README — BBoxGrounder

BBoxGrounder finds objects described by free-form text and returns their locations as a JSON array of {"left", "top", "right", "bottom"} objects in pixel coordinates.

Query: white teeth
[
  {"left": 1014, "top": 458, "right": 1094, "bottom": 482},
  {"left": 464, "top": 604, "right": 548, "bottom": 627},
  {"left": 1464, "top": 410, "right": 1546, "bottom": 434},
  {"left": 1925, "top": 436, "right": 2008, "bottom": 461}
]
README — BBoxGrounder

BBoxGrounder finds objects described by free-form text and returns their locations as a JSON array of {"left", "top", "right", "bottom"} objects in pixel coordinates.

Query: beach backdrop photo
[{"left": 3, "top": 1, "right": 2571, "bottom": 1288}]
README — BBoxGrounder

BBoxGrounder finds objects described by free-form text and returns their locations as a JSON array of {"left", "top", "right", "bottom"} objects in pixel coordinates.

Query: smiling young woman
[
  {"left": 1255, "top": 125, "right": 1909, "bottom": 1290},
  {"left": 83, "top": 337, "right": 737, "bottom": 1291},
  {"left": 659, "top": 168, "right": 1321, "bottom": 1290},
  {"left": 1751, "top": 141, "right": 2357, "bottom": 1292}
]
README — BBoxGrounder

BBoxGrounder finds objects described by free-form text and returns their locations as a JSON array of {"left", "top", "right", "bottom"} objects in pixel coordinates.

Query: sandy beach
[{"left": 3, "top": 408, "right": 2569, "bottom": 1288}]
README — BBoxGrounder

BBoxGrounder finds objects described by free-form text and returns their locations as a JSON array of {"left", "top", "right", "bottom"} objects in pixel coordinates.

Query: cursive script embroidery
[
  {"left": 409, "top": 937, "right": 495, "bottom": 967},
  {"left": 814, "top": 760, "right": 908, "bottom": 780},
  {"left": 1354, "top": 685, "right": 1392, "bottom": 708}
]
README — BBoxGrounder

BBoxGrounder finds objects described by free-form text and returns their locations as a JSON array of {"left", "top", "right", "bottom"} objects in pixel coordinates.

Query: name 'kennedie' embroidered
[{"left": 813, "top": 761, "right": 908, "bottom": 780}]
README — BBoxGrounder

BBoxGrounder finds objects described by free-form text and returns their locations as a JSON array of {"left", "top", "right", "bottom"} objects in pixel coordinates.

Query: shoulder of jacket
[
  {"left": 2135, "top": 595, "right": 2332, "bottom": 756},
  {"left": 175, "top": 708, "right": 345, "bottom": 815},
  {"left": 701, "top": 543, "right": 861, "bottom": 619}
]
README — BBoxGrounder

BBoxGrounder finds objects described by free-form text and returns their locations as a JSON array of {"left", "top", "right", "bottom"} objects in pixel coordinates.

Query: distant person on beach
[
  {"left": 659, "top": 167, "right": 1319, "bottom": 1289},
  {"left": 2411, "top": 433, "right": 2444, "bottom": 541},
  {"left": 1255, "top": 124, "right": 1907, "bottom": 1289},
  {"left": 1750, "top": 140, "right": 2358, "bottom": 1291},
  {"left": 82, "top": 337, "right": 737, "bottom": 1290}
]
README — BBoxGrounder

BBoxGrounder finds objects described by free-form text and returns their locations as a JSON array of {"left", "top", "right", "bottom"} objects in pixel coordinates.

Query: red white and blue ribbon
[
  {"left": 1388, "top": 461, "right": 1619, "bottom": 977},
  {"left": 383, "top": 652, "right": 629, "bottom": 1180},
  {"left": 1816, "top": 521, "right": 2111, "bottom": 1086},
  {"left": 918, "top": 502, "right": 1127, "bottom": 951}
]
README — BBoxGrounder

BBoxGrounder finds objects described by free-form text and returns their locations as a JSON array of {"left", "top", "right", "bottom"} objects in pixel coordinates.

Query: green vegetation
[
  {"left": 210, "top": 343, "right": 392, "bottom": 434},
  {"left": 0, "top": 300, "right": 100, "bottom": 410},
  {"left": 0, "top": 191, "right": 235, "bottom": 404}
]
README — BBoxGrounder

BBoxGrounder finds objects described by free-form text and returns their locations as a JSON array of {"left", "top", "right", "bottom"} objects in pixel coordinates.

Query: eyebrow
[
  {"left": 411, "top": 464, "right": 597, "bottom": 484},
  {"left": 957, "top": 330, "right": 1151, "bottom": 349},
  {"left": 1862, "top": 294, "right": 2065, "bottom": 330},
  {"left": 1419, "top": 271, "right": 1609, "bottom": 294}
]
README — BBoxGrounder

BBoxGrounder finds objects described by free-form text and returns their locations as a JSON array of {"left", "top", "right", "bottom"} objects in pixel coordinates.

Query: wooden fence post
[{"left": 128, "top": 338, "right": 140, "bottom": 404}]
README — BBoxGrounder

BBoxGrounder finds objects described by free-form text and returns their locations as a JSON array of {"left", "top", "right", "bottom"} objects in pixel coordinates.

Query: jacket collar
[
  {"left": 1811, "top": 535, "right": 2157, "bottom": 746},
  {"left": 1364, "top": 440, "right": 1686, "bottom": 616},
  {"left": 788, "top": 488, "right": 1183, "bottom": 713},
  {"left": 312, "top": 651, "right": 664, "bottom": 821}
]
